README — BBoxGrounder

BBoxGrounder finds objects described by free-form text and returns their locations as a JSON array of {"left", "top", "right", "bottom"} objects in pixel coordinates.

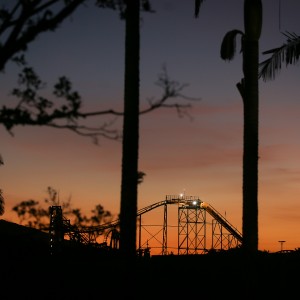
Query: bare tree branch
[
  {"left": 0, "top": 0, "right": 87, "bottom": 71},
  {"left": 140, "top": 65, "right": 201, "bottom": 120},
  {"left": 1, "top": 63, "right": 200, "bottom": 144}
]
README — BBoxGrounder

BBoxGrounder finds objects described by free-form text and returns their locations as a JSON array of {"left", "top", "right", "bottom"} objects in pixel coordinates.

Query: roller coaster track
[
  {"left": 138, "top": 196, "right": 243, "bottom": 244},
  {"left": 50, "top": 195, "right": 243, "bottom": 252},
  {"left": 74, "top": 198, "right": 182, "bottom": 234},
  {"left": 76, "top": 195, "right": 201, "bottom": 233},
  {"left": 200, "top": 202, "right": 242, "bottom": 243}
]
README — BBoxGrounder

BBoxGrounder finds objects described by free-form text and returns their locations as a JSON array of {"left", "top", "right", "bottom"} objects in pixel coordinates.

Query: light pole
[
  {"left": 278, "top": 240, "right": 286, "bottom": 252},
  {"left": 0, "top": 154, "right": 4, "bottom": 216}
]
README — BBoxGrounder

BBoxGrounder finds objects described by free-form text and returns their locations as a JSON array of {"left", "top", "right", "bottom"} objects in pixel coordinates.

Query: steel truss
[
  {"left": 178, "top": 202, "right": 206, "bottom": 255},
  {"left": 138, "top": 195, "right": 242, "bottom": 255},
  {"left": 48, "top": 195, "right": 242, "bottom": 256}
]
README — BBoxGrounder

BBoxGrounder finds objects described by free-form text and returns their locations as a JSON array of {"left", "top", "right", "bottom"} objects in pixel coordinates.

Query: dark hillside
[
  {"left": 0, "top": 220, "right": 299, "bottom": 299},
  {"left": 0, "top": 219, "right": 49, "bottom": 258}
]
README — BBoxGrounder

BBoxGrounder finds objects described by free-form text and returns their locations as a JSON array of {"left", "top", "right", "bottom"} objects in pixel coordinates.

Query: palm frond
[
  {"left": 194, "top": 0, "right": 205, "bottom": 18},
  {"left": 259, "top": 31, "right": 300, "bottom": 81},
  {"left": 220, "top": 30, "right": 244, "bottom": 61}
]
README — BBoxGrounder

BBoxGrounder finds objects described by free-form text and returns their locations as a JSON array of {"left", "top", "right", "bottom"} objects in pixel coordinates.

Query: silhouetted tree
[
  {"left": 259, "top": 31, "right": 300, "bottom": 81},
  {"left": 3, "top": 1, "right": 199, "bottom": 259},
  {"left": 12, "top": 186, "right": 113, "bottom": 229},
  {"left": 1, "top": 1, "right": 194, "bottom": 143},
  {"left": 118, "top": 0, "right": 140, "bottom": 259},
  {"left": 97, "top": 0, "right": 199, "bottom": 259},
  {"left": 12, "top": 199, "right": 48, "bottom": 229},
  {"left": 90, "top": 204, "right": 112, "bottom": 226},
  {"left": 0, "top": 1, "right": 124, "bottom": 141},
  {"left": 196, "top": 0, "right": 262, "bottom": 253},
  {"left": 0, "top": 0, "right": 121, "bottom": 141},
  {"left": 0, "top": 0, "right": 87, "bottom": 71}
]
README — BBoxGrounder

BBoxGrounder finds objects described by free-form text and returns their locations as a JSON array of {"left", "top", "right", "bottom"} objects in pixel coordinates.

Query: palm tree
[
  {"left": 259, "top": 31, "right": 300, "bottom": 81},
  {"left": 113, "top": 0, "right": 193, "bottom": 259},
  {"left": 195, "top": 0, "right": 262, "bottom": 254}
]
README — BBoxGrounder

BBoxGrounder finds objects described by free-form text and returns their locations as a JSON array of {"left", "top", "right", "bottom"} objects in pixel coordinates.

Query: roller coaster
[{"left": 49, "top": 194, "right": 242, "bottom": 256}]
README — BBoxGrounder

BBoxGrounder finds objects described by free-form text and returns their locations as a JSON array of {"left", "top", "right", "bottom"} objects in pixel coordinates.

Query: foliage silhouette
[
  {"left": 12, "top": 186, "right": 113, "bottom": 230},
  {"left": 259, "top": 31, "right": 300, "bottom": 81},
  {"left": 1, "top": 1, "right": 195, "bottom": 144},
  {"left": 0, "top": 0, "right": 86, "bottom": 71},
  {"left": 1, "top": 1, "right": 199, "bottom": 256}
]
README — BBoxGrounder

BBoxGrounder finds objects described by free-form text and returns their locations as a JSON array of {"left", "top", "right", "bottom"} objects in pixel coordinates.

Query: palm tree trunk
[
  {"left": 119, "top": 0, "right": 140, "bottom": 259},
  {"left": 242, "top": 0, "right": 262, "bottom": 253},
  {"left": 243, "top": 39, "right": 259, "bottom": 253}
]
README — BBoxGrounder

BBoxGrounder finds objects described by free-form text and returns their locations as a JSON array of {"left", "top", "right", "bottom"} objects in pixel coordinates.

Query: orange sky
[{"left": 1, "top": 0, "right": 300, "bottom": 253}]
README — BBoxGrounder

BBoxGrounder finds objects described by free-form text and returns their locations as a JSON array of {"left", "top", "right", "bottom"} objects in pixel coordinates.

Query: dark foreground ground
[
  {"left": 0, "top": 220, "right": 299, "bottom": 299},
  {"left": 1, "top": 249, "right": 300, "bottom": 300}
]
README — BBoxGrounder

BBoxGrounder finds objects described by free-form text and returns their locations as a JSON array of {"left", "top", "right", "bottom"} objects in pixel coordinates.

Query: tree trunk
[
  {"left": 242, "top": 0, "right": 262, "bottom": 254},
  {"left": 242, "top": 39, "right": 259, "bottom": 253},
  {"left": 119, "top": 0, "right": 140, "bottom": 259}
]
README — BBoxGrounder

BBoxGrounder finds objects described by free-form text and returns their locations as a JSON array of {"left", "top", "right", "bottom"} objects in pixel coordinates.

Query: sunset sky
[{"left": 1, "top": 0, "right": 300, "bottom": 253}]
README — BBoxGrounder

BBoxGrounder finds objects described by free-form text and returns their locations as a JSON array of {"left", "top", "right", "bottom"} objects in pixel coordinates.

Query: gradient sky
[{"left": 1, "top": 0, "right": 300, "bottom": 253}]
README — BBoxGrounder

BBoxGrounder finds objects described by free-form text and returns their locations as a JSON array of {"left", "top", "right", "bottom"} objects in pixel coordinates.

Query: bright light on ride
[
  {"left": 179, "top": 193, "right": 184, "bottom": 198},
  {"left": 192, "top": 201, "right": 198, "bottom": 205}
]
